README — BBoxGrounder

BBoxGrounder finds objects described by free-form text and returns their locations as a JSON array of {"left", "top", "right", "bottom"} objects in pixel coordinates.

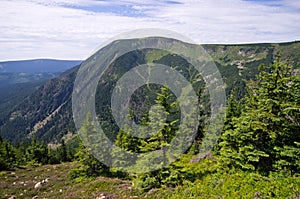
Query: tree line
[{"left": 0, "top": 136, "right": 76, "bottom": 170}]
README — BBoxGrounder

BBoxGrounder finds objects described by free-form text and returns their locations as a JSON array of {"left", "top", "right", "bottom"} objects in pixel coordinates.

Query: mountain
[
  {"left": 0, "top": 59, "right": 81, "bottom": 102},
  {"left": 0, "top": 73, "right": 58, "bottom": 86},
  {"left": 0, "top": 60, "right": 82, "bottom": 132},
  {"left": 0, "top": 41, "right": 299, "bottom": 144},
  {"left": 0, "top": 59, "right": 81, "bottom": 74}
]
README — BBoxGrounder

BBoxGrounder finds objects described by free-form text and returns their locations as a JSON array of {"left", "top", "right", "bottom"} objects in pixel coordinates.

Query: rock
[
  {"left": 32, "top": 196, "right": 39, "bottom": 199},
  {"left": 95, "top": 196, "right": 105, "bottom": 199},
  {"left": 96, "top": 193, "right": 106, "bottom": 199},
  {"left": 44, "top": 178, "right": 49, "bottom": 183},
  {"left": 42, "top": 178, "right": 49, "bottom": 183},
  {"left": 34, "top": 182, "right": 42, "bottom": 189}
]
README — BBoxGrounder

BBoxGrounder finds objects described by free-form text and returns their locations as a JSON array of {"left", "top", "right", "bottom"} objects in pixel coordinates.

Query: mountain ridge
[
  {"left": 0, "top": 59, "right": 82, "bottom": 74},
  {"left": 1, "top": 41, "right": 299, "bottom": 144}
]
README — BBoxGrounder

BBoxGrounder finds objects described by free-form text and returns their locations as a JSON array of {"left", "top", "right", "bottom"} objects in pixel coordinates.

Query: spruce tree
[
  {"left": 72, "top": 114, "right": 109, "bottom": 177},
  {"left": 131, "top": 86, "right": 180, "bottom": 190},
  {"left": 219, "top": 57, "right": 300, "bottom": 174},
  {"left": 137, "top": 86, "right": 179, "bottom": 169},
  {"left": 59, "top": 139, "right": 68, "bottom": 162},
  {"left": 0, "top": 136, "right": 16, "bottom": 170},
  {"left": 25, "top": 138, "right": 48, "bottom": 165}
]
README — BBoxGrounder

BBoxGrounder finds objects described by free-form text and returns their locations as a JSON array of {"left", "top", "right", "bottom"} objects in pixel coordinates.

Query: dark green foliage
[
  {"left": 274, "top": 142, "right": 300, "bottom": 175},
  {"left": 25, "top": 138, "right": 49, "bottom": 166},
  {"left": 68, "top": 138, "right": 106, "bottom": 179},
  {"left": 112, "top": 86, "right": 180, "bottom": 171},
  {"left": 0, "top": 136, "right": 77, "bottom": 170},
  {"left": 68, "top": 147, "right": 107, "bottom": 179},
  {"left": 0, "top": 136, "right": 16, "bottom": 170},
  {"left": 68, "top": 116, "right": 110, "bottom": 179},
  {"left": 48, "top": 139, "right": 73, "bottom": 164},
  {"left": 122, "top": 86, "right": 181, "bottom": 190},
  {"left": 59, "top": 139, "right": 68, "bottom": 162},
  {"left": 138, "top": 87, "right": 179, "bottom": 153},
  {"left": 219, "top": 58, "right": 300, "bottom": 174}
]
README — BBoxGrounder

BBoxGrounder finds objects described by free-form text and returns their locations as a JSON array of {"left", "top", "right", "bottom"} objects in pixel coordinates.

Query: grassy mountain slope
[
  {"left": 0, "top": 41, "right": 299, "bottom": 144},
  {"left": 0, "top": 162, "right": 139, "bottom": 199}
]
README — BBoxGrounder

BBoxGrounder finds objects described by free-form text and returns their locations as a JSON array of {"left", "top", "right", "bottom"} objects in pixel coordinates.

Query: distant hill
[
  {"left": 0, "top": 41, "right": 299, "bottom": 144},
  {"left": 0, "top": 72, "right": 58, "bottom": 86},
  {"left": 0, "top": 60, "right": 81, "bottom": 130},
  {"left": 0, "top": 59, "right": 82, "bottom": 74},
  {"left": 0, "top": 59, "right": 82, "bottom": 86}
]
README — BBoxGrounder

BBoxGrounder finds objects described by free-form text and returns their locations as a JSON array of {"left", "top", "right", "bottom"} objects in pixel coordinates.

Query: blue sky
[{"left": 1, "top": 0, "right": 299, "bottom": 61}]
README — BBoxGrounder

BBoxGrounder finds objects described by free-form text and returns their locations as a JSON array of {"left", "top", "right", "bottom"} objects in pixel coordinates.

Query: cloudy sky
[{"left": 1, "top": 0, "right": 300, "bottom": 61}]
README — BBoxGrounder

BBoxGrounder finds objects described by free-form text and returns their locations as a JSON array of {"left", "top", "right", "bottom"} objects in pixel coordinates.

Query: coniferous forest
[{"left": 0, "top": 54, "right": 299, "bottom": 198}]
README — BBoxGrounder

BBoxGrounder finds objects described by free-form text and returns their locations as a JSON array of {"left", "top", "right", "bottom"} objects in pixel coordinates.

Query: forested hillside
[
  {"left": 0, "top": 54, "right": 299, "bottom": 198},
  {"left": 0, "top": 41, "right": 299, "bottom": 144},
  {"left": 0, "top": 60, "right": 81, "bottom": 138}
]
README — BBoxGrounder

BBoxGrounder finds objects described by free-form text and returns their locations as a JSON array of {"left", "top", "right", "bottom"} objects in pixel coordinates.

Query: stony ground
[{"left": 0, "top": 162, "right": 141, "bottom": 199}]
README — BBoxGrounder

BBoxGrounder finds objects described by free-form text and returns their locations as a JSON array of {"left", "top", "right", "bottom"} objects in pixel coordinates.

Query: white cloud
[
  {"left": 0, "top": 0, "right": 299, "bottom": 61},
  {"left": 150, "top": 0, "right": 300, "bottom": 43}
]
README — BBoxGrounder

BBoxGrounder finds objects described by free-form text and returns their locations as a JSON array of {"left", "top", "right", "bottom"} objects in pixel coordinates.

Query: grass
[
  {"left": 149, "top": 172, "right": 300, "bottom": 199},
  {"left": 1, "top": 160, "right": 299, "bottom": 199}
]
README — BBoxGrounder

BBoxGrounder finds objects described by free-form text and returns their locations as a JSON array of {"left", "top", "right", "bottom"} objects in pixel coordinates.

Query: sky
[{"left": 1, "top": 0, "right": 300, "bottom": 61}]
